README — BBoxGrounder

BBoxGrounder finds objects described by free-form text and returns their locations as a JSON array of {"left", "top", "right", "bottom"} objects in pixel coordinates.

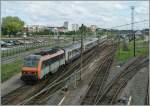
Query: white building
[
  {"left": 90, "top": 25, "right": 97, "bottom": 32},
  {"left": 64, "top": 21, "right": 69, "bottom": 30},
  {"left": 28, "top": 25, "right": 39, "bottom": 32},
  {"left": 24, "top": 25, "right": 48, "bottom": 33},
  {"left": 72, "top": 24, "right": 79, "bottom": 31},
  {"left": 135, "top": 30, "right": 142, "bottom": 35}
]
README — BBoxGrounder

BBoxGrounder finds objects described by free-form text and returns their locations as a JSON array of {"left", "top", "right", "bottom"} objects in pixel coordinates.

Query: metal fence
[{"left": 1, "top": 42, "right": 52, "bottom": 58}]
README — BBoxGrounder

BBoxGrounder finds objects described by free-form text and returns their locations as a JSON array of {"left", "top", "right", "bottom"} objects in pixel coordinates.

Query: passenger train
[{"left": 21, "top": 38, "right": 98, "bottom": 82}]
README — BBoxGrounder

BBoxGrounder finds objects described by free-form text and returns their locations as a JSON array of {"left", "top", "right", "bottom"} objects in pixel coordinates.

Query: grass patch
[
  {"left": 115, "top": 39, "right": 149, "bottom": 63},
  {"left": 1, "top": 59, "right": 23, "bottom": 82}
]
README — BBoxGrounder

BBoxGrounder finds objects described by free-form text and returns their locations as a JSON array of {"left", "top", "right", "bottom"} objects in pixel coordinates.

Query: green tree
[
  {"left": 78, "top": 24, "right": 87, "bottom": 38},
  {"left": 79, "top": 24, "right": 86, "bottom": 34},
  {"left": 2, "top": 16, "right": 25, "bottom": 37},
  {"left": 86, "top": 27, "right": 93, "bottom": 37}
]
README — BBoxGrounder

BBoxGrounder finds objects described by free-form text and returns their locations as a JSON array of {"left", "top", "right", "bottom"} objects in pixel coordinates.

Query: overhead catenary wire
[
  {"left": 99, "top": 19, "right": 148, "bottom": 57},
  {"left": 104, "top": 19, "right": 148, "bottom": 44},
  {"left": 106, "top": 19, "right": 148, "bottom": 58},
  {"left": 107, "top": 19, "right": 148, "bottom": 29}
]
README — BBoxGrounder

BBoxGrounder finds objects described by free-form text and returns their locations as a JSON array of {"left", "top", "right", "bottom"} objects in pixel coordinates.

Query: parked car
[
  {"left": 0, "top": 41, "right": 7, "bottom": 47},
  {"left": 17, "top": 40, "right": 24, "bottom": 44},
  {"left": 36, "top": 40, "right": 43, "bottom": 43},
  {"left": 44, "top": 40, "right": 48, "bottom": 43},
  {"left": 13, "top": 40, "right": 22, "bottom": 45},
  {"left": 5, "top": 40, "right": 15, "bottom": 46}
]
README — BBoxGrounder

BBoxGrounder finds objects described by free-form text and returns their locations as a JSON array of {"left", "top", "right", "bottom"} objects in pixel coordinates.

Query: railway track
[
  {"left": 81, "top": 43, "right": 117, "bottom": 105},
  {"left": 2, "top": 40, "right": 109, "bottom": 105},
  {"left": 33, "top": 41, "right": 113, "bottom": 105},
  {"left": 21, "top": 41, "right": 110, "bottom": 105},
  {"left": 96, "top": 56, "right": 149, "bottom": 105}
]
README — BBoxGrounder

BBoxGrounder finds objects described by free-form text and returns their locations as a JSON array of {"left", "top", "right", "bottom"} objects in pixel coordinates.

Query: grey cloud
[{"left": 1, "top": 1, "right": 149, "bottom": 29}]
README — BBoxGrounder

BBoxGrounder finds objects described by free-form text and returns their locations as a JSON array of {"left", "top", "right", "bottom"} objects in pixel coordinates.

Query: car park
[
  {"left": 36, "top": 40, "right": 43, "bottom": 43},
  {"left": 0, "top": 41, "right": 7, "bottom": 47},
  {"left": 12, "top": 40, "right": 19, "bottom": 45},
  {"left": 17, "top": 40, "right": 25, "bottom": 44},
  {"left": 13, "top": 40, "right": 22, "bottom": 45},
  {"left": 5, "top": 40, "right": 15, "bottom": 46}
]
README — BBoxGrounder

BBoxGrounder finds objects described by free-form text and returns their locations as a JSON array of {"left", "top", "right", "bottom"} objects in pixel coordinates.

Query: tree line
[
  {"left": 1, "top": 16, "right": 107, "bottom": 38},
  {"left": 2, "top": 16, "right": 25, "bottom": 37}
]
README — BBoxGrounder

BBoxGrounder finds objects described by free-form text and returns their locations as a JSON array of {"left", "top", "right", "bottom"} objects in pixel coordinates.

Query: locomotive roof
[
  {"left": 34, "top": 48, "right": 60, "bottom": 56},
  {"left": 24, "top": 48, "right": 63, "bottom": 59},
  {"left": 24, "top": 54, "right": 42, "bottom": 60}
]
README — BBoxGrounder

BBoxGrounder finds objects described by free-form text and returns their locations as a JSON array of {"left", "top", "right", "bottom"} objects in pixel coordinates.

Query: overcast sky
[{"left": 1, "top": 1, "right": 149, "bottom": 29}]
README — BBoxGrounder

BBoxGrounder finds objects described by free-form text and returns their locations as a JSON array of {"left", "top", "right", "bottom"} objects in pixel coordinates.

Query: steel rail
[
  {"left": 81, "top": 44, "right": 116, "bottom": 105},
  {"left": 110, "top": 60, "right": 148, "bottom": 104},
  {"left": 95, "top": 56, "right": 149, "bottom": 105},
  {"left": 27, "top": 42, "right": 113, "bottom": 105},
  {"left": 19, "top": 43, "right": 104, "bottom": 105},
  {"left": 2, "top": 42, "right": 99, "bottom": 105}
]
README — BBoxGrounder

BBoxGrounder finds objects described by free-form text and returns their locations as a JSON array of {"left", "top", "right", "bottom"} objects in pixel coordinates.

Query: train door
[
  {"left": 65, "top": 50, "right": 68, "bottom": 62},
  {"left": 50, "top": 56, "right": 59, "bottom": 73},
  {"left": 41, "top": 60, "right": 50, "bottom": 78},
  {"left": 48, "top": 60, "right": 51, "bottom": 73},
  {"left": 59, "top": 55, "right": 61, "bottom": 67},
  {"left": 44, "top": 62, "right": 49, "bottom": 75},
  {"left": 41, "top": 62, "right": 46, "bottom": 78},
  {"left": 59, "top": 53, "right": 64, "bottom": 67},
  {"left": 83, "top": 44, "right": 86, "bottom": 51},
  {"left": 70, "top": 51, "right": 72, "bottom": 59},
  {"left": 68, "top": 51, "right": 70, "bottom": 60}
]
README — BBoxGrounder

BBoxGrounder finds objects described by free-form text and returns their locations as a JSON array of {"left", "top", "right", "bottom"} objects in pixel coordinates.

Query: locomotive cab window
[{"left": 24, "top": 58, "right": 38, "bottom": 67}]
